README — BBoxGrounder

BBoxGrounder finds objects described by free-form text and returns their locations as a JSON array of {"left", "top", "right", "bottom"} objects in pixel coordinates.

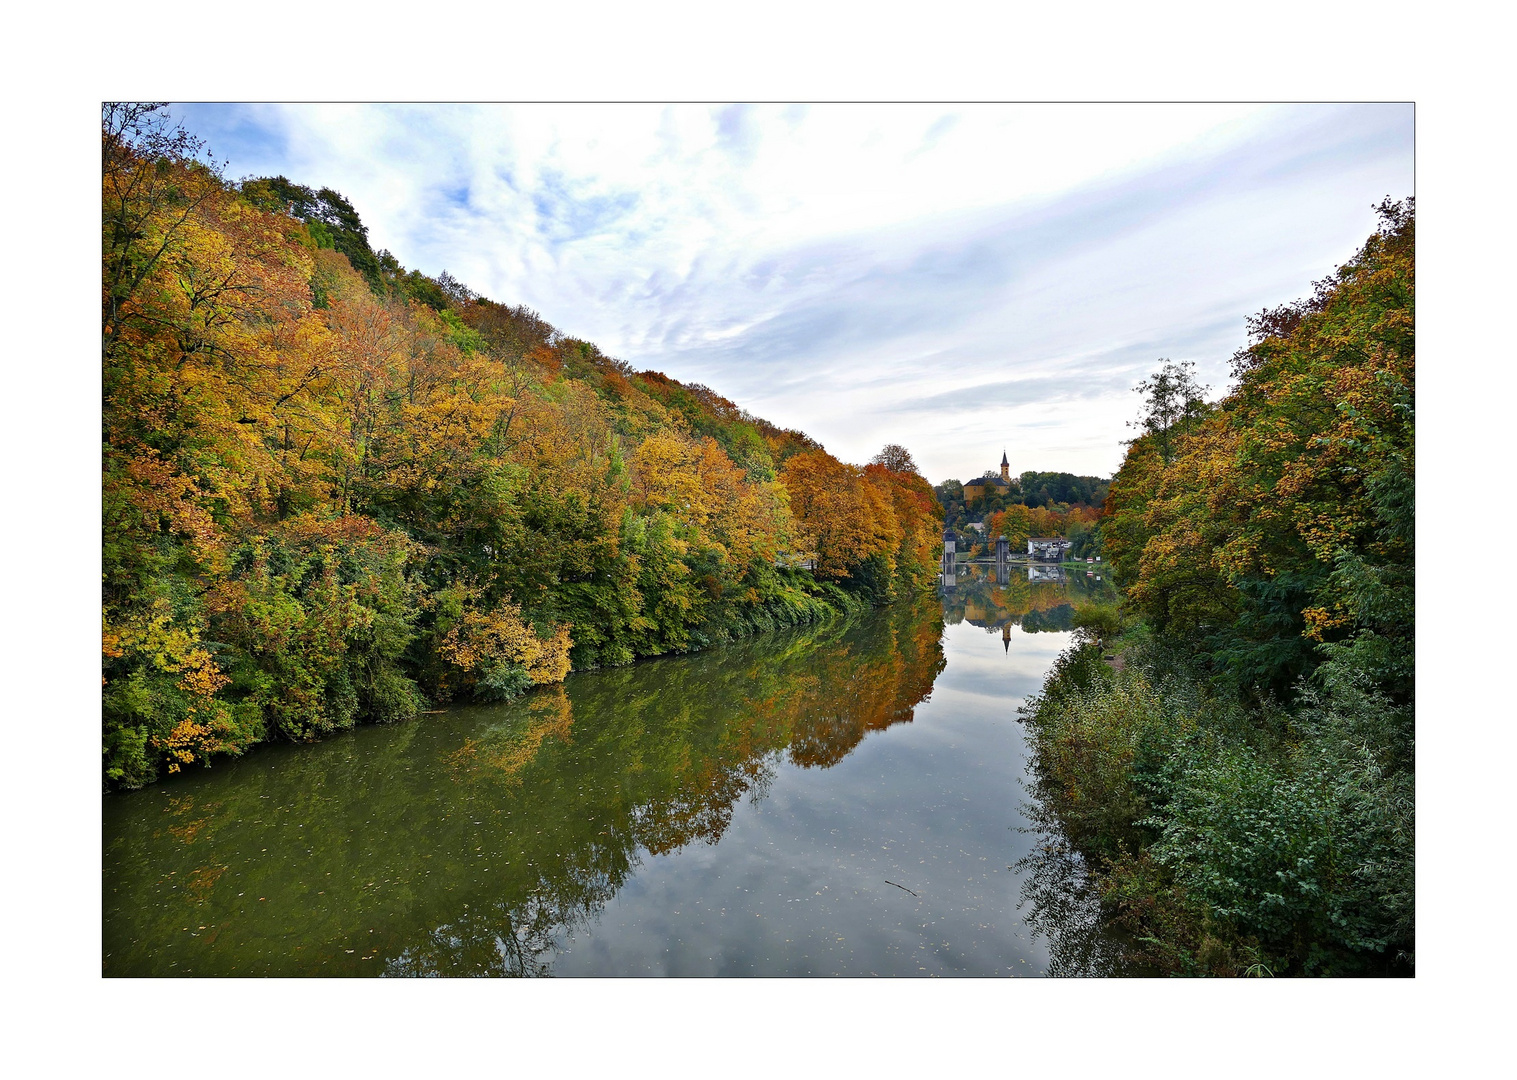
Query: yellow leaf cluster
[{"left": 439, "top": 604, "right": 573, "bottom": 686}]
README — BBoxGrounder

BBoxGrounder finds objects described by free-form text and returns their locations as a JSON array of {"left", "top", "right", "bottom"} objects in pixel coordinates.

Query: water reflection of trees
[
  {"left": 941, "top": 563, "right": 1116, "bottom": 639},
  {"left": 384, "top": 851, "right": 624, "bottom": 978},
  {"left": 103, "top": 597, "right": 949, "bottom": 976},
  {"left": 1012, "top": 784, "right": 1152, "bottom": 978},
  {"left": 379, "top": 598, "right": 946, "bottom": 975},
  {"left": 1015, "top": 828, "right": 1138, "bottom": 977}
]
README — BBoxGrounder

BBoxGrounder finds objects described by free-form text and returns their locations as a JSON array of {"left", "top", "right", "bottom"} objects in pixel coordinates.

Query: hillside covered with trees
[
  {"left": 101, "top": 104, "right": 942, "bottom": 789},
  {"left": 1023, "top": 199, "right": 1414, "bottom": 975}
]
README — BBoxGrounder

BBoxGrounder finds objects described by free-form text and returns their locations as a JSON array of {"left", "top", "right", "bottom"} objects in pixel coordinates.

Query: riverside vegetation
[
  {"left": 102, "top": 104, "right": 943, "bottom": 789},
  {"left": 101, "top": 102, "right": 1413, "bottom": 978},
  {"left": 1023, "top": 199, "right": 1414, "bottom": 976}
]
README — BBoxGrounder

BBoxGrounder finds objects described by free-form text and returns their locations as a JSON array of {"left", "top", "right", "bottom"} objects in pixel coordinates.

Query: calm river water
[{"left": 103, "top": 563, "right": 1125, "bottom": 976}]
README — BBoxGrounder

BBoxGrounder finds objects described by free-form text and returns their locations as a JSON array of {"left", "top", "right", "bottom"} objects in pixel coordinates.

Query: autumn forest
[
  {"left": 101, "top": 101, "right": 1414, "bottom": 979},
  {"left": 102, "top": 104, "right": 944, "bottom": 789}
]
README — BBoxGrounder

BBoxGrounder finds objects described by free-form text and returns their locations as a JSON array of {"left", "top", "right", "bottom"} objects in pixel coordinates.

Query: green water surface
[{"left": 104, "top": 565, "right": 1120, "bottom": 976}]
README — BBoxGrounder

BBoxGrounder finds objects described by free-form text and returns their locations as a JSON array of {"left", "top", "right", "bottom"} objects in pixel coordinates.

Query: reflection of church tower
[
  {"left": 1002, "top": 621, "right": 1011, "bottom": 652},
  {"left": 1000, "top": 450, "right": 1010, "bottom": 482}
]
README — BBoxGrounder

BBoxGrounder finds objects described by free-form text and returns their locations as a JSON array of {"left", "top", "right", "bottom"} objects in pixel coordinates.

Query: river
[{"left": 103, "top": 562, "right": 1125, "bottom": 976}]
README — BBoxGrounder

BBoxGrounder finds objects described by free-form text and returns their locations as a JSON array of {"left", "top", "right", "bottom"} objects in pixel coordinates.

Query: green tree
[{"left": 1126, "top": 360, "right": 1210, "bottom": 464}]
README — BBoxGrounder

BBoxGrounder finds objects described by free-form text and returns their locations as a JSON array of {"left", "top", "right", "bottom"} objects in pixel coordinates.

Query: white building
[{"left": 1027, "top": 536, "right": 1072, "bottom": 561}]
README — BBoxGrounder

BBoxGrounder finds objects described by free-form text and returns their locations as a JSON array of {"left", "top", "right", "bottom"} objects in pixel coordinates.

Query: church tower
[{"left": 1000, "top": 450, "right": 1010, "bottom": 482}]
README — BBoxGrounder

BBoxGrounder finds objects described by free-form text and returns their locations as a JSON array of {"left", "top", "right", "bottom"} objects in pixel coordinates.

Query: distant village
[{"left": 932, "top": 450, "right": 1112, "bottom": 569}]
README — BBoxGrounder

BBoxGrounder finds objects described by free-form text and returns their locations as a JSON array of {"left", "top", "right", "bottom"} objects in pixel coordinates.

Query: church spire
[{"left": 1000, "top": 449, "right": 1009, "bottom": 481}]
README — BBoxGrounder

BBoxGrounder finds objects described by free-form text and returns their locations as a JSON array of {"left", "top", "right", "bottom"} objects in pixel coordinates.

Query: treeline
[
  {"left": 1018, "top": 471, "right": 1109, "bottom": 509},
  {"left": 101, "top": 104, "right": 942, "bottom": 789},
  {"left": 935, "top": 471, "right": 1108, "bottom": 516},
  {"left": 1023, "top": 199, "right": 1414, "bottom": 975}
]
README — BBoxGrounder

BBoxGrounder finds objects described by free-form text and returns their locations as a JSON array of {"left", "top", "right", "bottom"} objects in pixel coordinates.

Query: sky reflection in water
[{"left": 103, "top": 566, "right": 1120, "bottom": 976}]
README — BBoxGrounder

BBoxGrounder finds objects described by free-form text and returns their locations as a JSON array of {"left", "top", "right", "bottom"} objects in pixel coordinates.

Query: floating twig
[{"left": 884, "top": 880, "right": 918, "bottom": 897}]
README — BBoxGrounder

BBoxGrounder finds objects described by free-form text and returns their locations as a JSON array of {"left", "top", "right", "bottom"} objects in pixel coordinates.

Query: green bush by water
[{"left": 1022, "top": 637, "right": 1413, "bottom": 975}]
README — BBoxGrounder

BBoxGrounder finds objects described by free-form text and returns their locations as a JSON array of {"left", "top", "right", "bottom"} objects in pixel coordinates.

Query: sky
[{"left": 172, "top": 102, "right": 1413, "bottom": 483}]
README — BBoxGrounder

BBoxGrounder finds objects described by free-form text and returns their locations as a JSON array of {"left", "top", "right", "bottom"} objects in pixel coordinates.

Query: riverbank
[
  {"left": 1021, "top": 623, "right": 1413, "bottom": 976},
  {"left": 107, "top": 562, "right": 898, "bottom": 792},
  {"left": 1020, "top": 201, "right": 1416, "bottom": 976},
  {"left": 102, "top": 105, "right": 947, "bottom": 791}
]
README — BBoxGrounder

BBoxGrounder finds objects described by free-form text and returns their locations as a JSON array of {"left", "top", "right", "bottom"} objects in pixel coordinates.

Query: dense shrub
[{"left": 1022, "top": 634, "right": 1413, "bottom": 975}]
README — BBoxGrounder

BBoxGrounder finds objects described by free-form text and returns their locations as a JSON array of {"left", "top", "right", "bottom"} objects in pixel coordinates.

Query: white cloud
[{"left": 176, "top": 102, "right": 1413, "bottom": 481}]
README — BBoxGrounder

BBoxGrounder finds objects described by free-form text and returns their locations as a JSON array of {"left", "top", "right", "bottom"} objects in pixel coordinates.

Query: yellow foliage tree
[{"left": 439, "top": 602, "right": 573, "bottom": 701}]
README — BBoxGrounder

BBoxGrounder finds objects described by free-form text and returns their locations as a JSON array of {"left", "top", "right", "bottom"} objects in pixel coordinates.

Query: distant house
[
  {"left": 968, "top": 522, "right": 986, "bottom": 534},
  {"left": 963, "top": 450, "right": 1014, "bottom": 505},
  {"left": 1027, "top": 536, "right": 1071, "bottom": 561},
  {"left": 962, "top": 475, "right": 1011, "bottom": 504}
]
